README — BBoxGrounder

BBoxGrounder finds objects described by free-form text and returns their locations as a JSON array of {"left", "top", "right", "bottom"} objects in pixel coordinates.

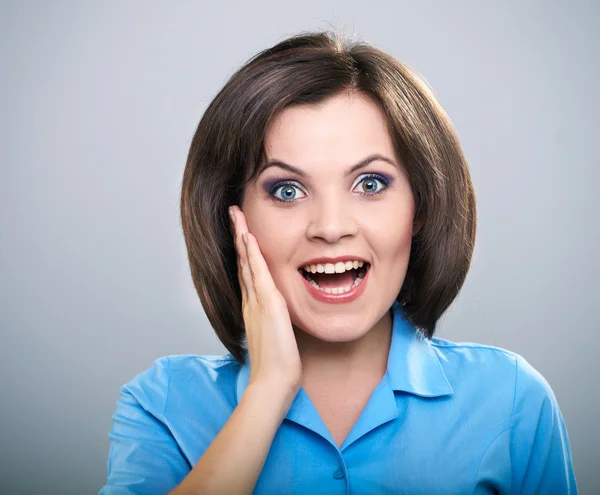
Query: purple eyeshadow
[
  {"left": 262, "top": 177, "right": 297, "bottom": 195},
  {"left": 261, "top": 172, "right": 395, "bottom": 199},
  {"left": 366, "top": 172, "right": 394, "bottom": 186}
]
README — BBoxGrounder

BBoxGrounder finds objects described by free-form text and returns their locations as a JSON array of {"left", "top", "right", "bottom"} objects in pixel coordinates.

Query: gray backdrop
[{"left": 1, "top": 1, "right": 598, "bottom": 494}]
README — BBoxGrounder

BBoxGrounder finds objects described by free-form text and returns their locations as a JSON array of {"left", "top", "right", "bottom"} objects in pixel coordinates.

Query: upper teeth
[{"left": 302, "top": 260, "right": 365, "bottom": 274}]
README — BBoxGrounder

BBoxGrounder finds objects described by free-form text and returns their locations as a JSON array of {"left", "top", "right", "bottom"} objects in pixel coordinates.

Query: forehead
[{"left": 264, "top": 92, "right": 396, "bottom": 162}]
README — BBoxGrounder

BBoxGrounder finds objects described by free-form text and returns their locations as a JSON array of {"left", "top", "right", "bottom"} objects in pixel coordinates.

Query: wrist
[{"left": 246, "top": 377, "right": 300, "bottom": 407}]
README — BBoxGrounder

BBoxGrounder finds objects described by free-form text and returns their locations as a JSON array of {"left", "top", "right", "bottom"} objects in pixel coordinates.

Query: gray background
[{"left": 1, "top": 1, "right": 598, "bottom": 493}]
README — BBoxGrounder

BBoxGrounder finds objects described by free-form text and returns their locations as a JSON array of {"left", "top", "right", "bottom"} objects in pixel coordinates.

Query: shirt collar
[
  {"left": 385, "top": 300, "right": 454, "bottom": 397},
  {"left": 235, "top": 300, "right": 453, "bottom": 405}
]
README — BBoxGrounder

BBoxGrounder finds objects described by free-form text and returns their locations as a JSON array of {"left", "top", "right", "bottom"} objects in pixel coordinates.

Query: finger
[
  {"left": 229, "top": 206, "right": 249, "bottom": 304},
  {"left": 243, "top": 231, "right": 281, "bottom": 302},
  {"left": 236, "top": 244, "right": 250, "bottom": 307},
  {"left": 231, "top": 206, "right": 278, "bottom": 306},
  {"left": 230, "top": 206, "right": 255, "bottom": 304},
  {"left": 230, "top": 207, "right": 279, "bottom": 299},
  {"left": 230, "top": 204, "right": 250, "bottom": 233}
]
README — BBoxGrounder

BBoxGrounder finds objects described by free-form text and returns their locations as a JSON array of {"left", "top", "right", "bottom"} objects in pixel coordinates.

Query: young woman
[{"left": 100, "top": 31, "right": 577, "bottom": 494}]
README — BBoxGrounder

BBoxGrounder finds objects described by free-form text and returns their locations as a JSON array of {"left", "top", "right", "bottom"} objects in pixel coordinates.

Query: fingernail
[
  {"left": 228, "top": 207, "right": 235, "bottom": 223},
  {"left": 242, "top": 232, "right": 248, "bottom": 245}
]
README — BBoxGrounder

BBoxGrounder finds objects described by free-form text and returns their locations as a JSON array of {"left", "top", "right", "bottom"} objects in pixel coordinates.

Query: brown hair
[{"left": 180, "top": 30, "right": 476, "bottom": 364}]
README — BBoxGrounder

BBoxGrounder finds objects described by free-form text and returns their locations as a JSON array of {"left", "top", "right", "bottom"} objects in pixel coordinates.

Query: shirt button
[{"left": 333, "top": 468, "right": 345, "bottom": 480}]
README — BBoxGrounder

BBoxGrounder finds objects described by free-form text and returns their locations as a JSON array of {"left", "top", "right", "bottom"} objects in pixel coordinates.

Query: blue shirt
[{"left": 99, "top": 302, "right": 578, "bottom": 494}]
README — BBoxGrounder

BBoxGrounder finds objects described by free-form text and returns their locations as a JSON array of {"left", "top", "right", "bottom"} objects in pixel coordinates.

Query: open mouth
[{"left": 298, "top": 262, "right": 370, "bottom": 295}]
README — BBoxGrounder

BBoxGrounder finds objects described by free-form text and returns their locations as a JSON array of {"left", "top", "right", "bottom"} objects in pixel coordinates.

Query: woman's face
[{"left": 241, "top": 92, "right": 415, "bottom": 342}]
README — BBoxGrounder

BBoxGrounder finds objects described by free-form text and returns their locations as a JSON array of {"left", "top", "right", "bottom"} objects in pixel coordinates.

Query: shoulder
[
  {"left": 430, "top": 336, "right": 555, "bottom": 412},
  {"left": 430, "top": 335, "right": 520, "bottom": 379},
  {"left": 121, "top": 353, "right": 241, "bottom": 419},
  {"left": 440, "top": 341, "right": 580, "bottom": 492}
]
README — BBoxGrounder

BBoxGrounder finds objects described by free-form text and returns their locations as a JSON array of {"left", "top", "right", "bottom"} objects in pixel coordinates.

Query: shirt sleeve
[
  {"left": 509, "top": 354, "right": 578, "bottom": 494},
  {"left": 99, "top": 358, "right": 190, "bottom": 495}
]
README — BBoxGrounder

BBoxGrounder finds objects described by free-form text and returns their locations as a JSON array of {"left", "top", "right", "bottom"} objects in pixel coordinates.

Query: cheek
[
  {"left": 244, "top": 208, "right": 302, "bottom": 274},
  {"left": 362, "top": 199, "right": 415, "bottom": 253},
  {"left": 366, "top": 223, "right": 413, "bottom": 262}
]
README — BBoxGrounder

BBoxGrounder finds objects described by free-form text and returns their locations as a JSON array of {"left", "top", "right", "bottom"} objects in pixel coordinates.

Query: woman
[{"left": 100, "top": 31, "right": 577, "bottom": 494}]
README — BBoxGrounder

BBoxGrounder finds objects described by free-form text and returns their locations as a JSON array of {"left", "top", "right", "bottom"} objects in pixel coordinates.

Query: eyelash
[{"left": 268, "top": 173, "right": 391, "bottom": 203}]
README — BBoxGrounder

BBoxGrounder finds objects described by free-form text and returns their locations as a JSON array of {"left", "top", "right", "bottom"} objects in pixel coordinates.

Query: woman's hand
[{"left": 229, "top": 205, "right": 303, "bottom": 393}]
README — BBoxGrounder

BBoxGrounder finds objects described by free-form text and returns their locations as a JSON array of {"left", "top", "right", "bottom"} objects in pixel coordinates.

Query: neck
[{"left": 294, "top": 308, "right": 393, "bottom": 385}]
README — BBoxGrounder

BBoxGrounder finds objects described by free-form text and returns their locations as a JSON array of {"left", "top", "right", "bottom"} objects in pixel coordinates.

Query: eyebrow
[{"left": 261, "top": 153, "right": 398, "bottom": 178}]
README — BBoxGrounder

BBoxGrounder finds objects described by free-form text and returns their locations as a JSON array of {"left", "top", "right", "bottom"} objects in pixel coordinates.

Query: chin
[{"left": 291, "top": 315, "right": 371, "bottom": 343}]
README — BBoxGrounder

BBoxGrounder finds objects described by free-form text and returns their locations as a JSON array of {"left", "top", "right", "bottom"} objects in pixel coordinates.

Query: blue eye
[
  {"left": 353, "top": 174, "right": 391, "bottom": 196},
  {"left": 270, "top": 181, "right": 306, "bottom": 202},
  {"left": 267, "top": 173, "right": 391, "bottom": 203}
]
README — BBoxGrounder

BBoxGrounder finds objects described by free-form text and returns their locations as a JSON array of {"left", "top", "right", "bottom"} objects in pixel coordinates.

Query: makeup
[
  {"left": 262, "top": 172, "right": 395, "bottom": 203},
  {"left": 298, "top": 264, "right": 371, "bottom": 304}
]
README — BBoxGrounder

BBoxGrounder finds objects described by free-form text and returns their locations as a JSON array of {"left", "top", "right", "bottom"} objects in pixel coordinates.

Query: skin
[
  {"left": 169, "top": 91, "right": 420, "bottom": 494},
  {"left": 240, "top": 91, "right": 416, "bottom": 384}
]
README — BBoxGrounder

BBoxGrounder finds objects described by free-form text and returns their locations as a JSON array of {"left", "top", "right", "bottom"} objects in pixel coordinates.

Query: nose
[{"left": 305, "top": 195, "right": 359, "bottom": 243}]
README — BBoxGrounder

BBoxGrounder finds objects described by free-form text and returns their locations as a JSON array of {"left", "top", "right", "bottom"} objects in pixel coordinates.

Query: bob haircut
[{"left": 180, "top": 30, "right": 476, "bottom": 364}]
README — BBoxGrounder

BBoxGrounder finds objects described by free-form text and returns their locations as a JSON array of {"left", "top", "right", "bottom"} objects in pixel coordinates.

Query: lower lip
[{"left": 299, "top": 267, "right": 371, "bottom": 304}]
